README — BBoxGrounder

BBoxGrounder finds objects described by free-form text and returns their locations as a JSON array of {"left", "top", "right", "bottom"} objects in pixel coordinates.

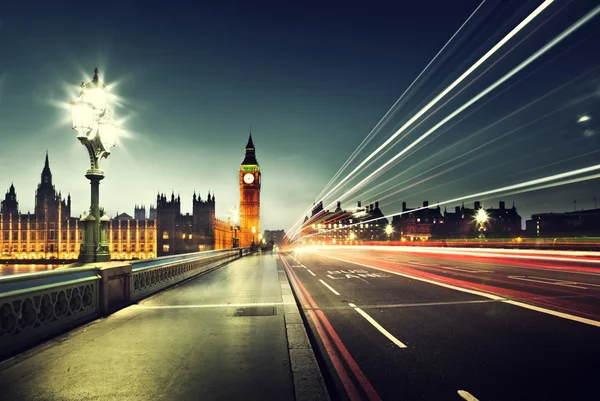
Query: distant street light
[
  {"left": 385, "top": 224, "right": 393, "bottom": 241},
  {"left": 70, "top": 68, "right": 120, "bottom": 263},
  {"left": 349, "top": 231, "right": 356, "bottom": 242},
  {"left": 475, "top": 208, "right": 489, "bottom": 239}
]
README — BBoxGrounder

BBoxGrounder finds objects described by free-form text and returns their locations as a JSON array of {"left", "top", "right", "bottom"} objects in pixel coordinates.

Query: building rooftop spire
[{"left": 242, "top": 132, "right": 258, "bottom": 165}]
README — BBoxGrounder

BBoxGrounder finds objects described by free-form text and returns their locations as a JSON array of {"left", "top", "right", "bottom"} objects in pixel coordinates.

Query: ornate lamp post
[{"left": 70, "top": 68, "right": 119, "bottom": 263}]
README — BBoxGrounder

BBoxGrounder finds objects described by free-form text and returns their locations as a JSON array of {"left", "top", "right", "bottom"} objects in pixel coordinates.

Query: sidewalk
[{"left": 0, "top": 254, "right": 328, "bottom": 401}]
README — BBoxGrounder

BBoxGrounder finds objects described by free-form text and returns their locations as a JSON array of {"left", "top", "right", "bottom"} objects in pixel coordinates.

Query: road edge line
[{"left": 277, "top": 255, "right": 331, "bottom": 401}]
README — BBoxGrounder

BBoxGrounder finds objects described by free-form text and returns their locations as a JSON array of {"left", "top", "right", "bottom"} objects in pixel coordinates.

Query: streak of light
[
  {"left": 314, "top": 1, "right": 555, "bottom": 207},
  {"left": 306, "top": 164, "right": 600, "bottom": 240},
  {"left": 577, "top": 114, "right": 592, "bottom": 123},
  {"left": 346, "top": 19, "right": 600, "bottom": 216},
  {"left": 368, "top": 83, "right": 600, "bottom": 205},
  {"left": 507, "top": 148, "right": 600, "bottom": 179},
  {"left": 356, "top": 0, "right": 569, "bottom": 179},
  {"left": 314, "top": 1, "right": 487, "bottom": 202},
  {"left": 330, "top": 6, "right": 600, "bottom": 214},
  {"left": 286, "top": 1, "right": 554, "bottom": 238}
]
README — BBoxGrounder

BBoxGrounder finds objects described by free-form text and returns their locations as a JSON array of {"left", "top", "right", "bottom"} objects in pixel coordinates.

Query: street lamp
[
  {"left": 70, "top": 68, "right": 119, "bottom": 263},
  {"left": 349, "top": 231, "right": 356, "bottom": 243},
  {"left": 475, "top": 208, "right": 489, "bottom": 239},
  {"left": 385, "top": 224, "right": 393, "bottom": 241}
]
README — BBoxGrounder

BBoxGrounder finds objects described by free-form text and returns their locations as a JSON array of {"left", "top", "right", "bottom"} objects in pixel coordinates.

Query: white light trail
[
  {"left": 304, "top": 164, "right": 600, "bottom": 239},
  {"left": 286, "top": 1, "right": 553, "bottom": 238},
  {"left": 329, "top": 5, "right": 600, "bottom": 213},
  {"left": 315, "top": 0, "right": 555, "bottom": 206},
  {"left": 314, "top": 1, "right": 487, "bottom": 202}
]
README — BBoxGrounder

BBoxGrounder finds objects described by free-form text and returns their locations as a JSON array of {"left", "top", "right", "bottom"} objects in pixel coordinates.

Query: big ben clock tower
[{"left": 240, "top": 133, "right": 261, "bottom": 247}]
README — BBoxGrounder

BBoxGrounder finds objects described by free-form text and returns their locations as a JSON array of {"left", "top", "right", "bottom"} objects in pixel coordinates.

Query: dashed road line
[
  {"left": 319, "top": 279, "right": 341, "bottom": 295},
  {"left": 349, "top": 303, "right": 407, "bottom": 348},
  {"left": 307, "top": 269, "right": 317, "bottom": 277}
]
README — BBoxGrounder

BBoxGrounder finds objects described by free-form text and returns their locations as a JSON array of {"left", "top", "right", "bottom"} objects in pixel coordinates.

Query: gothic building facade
[{"left": 0, "top": 153, "right": 156, "bottom": 261}]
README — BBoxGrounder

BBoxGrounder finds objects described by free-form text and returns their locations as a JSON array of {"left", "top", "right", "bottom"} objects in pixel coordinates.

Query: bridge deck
[{"left": 0, "top": 254, "right": 295, "bottom": 401}]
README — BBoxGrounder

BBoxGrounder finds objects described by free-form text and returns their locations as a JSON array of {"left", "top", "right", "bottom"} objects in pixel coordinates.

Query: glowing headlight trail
[
  {"left": 313, "top": 2, "right": 487, "bottom": 204},
  {"left": 375, "top": 133, "right": 583, "bottom": 212},
  {"left": 355, "top": 2, "right": 571, "bottom": 180},
  {"left": 324, "top": 6, "right": 600, "bottom": 217},
  {"left": 302, "top": 164, "right": 600, "bottom": 240},
  {"left": 508, "top": 148, "right": 600, "bottom": 180},
  {"left": 498, "top": 173, "right": 600, "bottom": 198},
  {"left": 364, "top": 85, "right": 600, "bottom": 205},
  {"left": 321, "top": 8, "right": 598, "bottom": 221},
  {"left": 287, "top": 1, "right": 553, "bottom": 238},
  {"left": 311, "top": 1, "right": 554, "bottom": 206}
]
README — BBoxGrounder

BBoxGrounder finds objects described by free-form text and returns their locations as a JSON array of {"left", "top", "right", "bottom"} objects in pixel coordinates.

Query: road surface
[{"left": 281, "top": 247, "right": 600, "bottom": 401}]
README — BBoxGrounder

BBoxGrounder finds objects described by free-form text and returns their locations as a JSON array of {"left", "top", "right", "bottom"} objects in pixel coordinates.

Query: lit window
[
  {"left": 182, "top": 234, "right": 186, "bottom": 239},
  {"left": 163, "top": 245, "right": 170, "bottom": 252},
  {"left": 162, "top": 231, "right": 169, "bottom": 239},
  {"left": 188, "top": 234, "right": 192, "bottom": 239}
]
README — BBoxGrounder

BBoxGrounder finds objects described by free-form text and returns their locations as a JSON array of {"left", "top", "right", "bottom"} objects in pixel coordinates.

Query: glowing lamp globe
[
  {"left": 98, "top": 115, "right": 118, "bottom": 150},
  {"left": 475, "top": 208, "right": 488, "bottom": 224},
  {"left": 71, "top": 96, "right": 96, "bottom": 137},
  {"left": 81, "top": 71, "right": 107, "bottom": 113}
]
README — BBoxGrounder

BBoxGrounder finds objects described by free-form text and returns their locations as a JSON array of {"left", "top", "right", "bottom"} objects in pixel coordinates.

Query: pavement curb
[{"left": 277, "top": 257, "right": 331, "bottom": 401}]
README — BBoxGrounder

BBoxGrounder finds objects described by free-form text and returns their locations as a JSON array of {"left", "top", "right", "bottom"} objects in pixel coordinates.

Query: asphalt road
[{"left": 281, "top": 248, "right": 600, "bottom": 401}]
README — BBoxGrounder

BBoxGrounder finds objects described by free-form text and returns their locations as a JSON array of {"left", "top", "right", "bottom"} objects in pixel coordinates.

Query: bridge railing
[{"left": 0, "top": 248, "right": 248, "bottom": 360}]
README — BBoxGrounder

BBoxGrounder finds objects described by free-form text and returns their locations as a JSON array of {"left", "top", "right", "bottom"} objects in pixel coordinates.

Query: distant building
[
  {"left": 301, "top": 200, "right": 389, "bottom": 244},
  {"left": 392, "top": 201, "right": 444, "bottom": 241},
  {"left": 0, "top": 153, "right": 156, "bottom": 261},
  {"left": 526, "top": 209, "right": 600, "bottom": 237},
  {"left": 438, "top": 201, "right": 521, "bottom": 239},
  {"left": 156, "top": 191, "right": 233, "bottom": 256},
  {"left": 264, "top": 229, "right": 285, "bottom": 245}
]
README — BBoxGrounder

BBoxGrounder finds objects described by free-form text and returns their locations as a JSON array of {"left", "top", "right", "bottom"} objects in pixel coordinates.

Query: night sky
[{"left": 1, "top": 0, "right": 600, "bottom": 232}]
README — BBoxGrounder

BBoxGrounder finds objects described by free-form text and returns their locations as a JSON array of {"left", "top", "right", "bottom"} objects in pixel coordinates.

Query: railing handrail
[
  {"left": 130, "top": 248, "right": 246, "bottom": 271},
  {"left": 0, "top": 265, "right": 98, "bottom": 284}
]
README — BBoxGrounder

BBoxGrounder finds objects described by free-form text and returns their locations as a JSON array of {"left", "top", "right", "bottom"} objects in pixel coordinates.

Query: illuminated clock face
[{"left": 243, "top": 173, "right": 254, "bottom": 184}]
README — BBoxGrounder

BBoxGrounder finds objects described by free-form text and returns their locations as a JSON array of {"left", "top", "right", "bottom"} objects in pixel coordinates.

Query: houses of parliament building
[{"left": 1, "top": 135, "right": 261, "bottom": 261}]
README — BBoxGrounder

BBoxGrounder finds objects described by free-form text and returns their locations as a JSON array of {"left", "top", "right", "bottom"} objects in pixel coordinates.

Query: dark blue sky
[{"left": 1, "top": 0, "right": 600, "bottom": 231}]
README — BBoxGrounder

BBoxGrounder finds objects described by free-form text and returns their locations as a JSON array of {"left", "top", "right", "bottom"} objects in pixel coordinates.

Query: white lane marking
[
  {"left": 321, "top": 255, "right": 504, "bottom": 301},
  {"left": 307, "top": 269, "right": 317, "bottom": 277},
  {"left": 319, "top": 279, "right": 341, "bottom": 295},
  {"left": 458, "top": 390, "right": 479, "bottom": 401},
  {"left": 503, "top": 300, "right": 600, "bottom": 327},
  {"left": 321, "top": 254, "right": 600, "bottom": 328},
  {"left": 291, "top": 265, "right": 303, "bottom": 267},
  {"left": 508, "top": 275, "right": 587, "bottom": 289},
  {"left": 349, "top": 303, "right": 407, "bottom": 348},
  {"left": 133, "top": 302, "right": 295, "bottom": 309}
]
